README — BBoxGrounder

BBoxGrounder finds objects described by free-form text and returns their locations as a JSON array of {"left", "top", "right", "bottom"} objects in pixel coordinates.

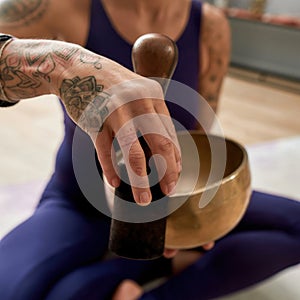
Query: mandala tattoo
[{"left": 60, "top": 76, "right": 110, "bottom": 134}]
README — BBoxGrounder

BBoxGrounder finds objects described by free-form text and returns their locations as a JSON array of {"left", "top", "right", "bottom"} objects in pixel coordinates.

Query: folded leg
[
  {"left": 45, "top": 255, "right": 171, "bottom": 300},
  {"left": 0, "top": 197, "right": 111, "bottom": 300},
  {"left": 140, "top": 191, "right": 300, "bottom": 300}
]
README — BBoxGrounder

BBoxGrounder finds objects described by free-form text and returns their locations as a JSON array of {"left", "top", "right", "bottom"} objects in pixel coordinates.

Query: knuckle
[
  {"left": 148, "top": 79, "right": 164, "bottom": 97},
  {"left": 128, "top": 149, "right": 145, "bottom": 176},
  {"left": 97, "top": 148, "right": 112, "bottom": 161},
  {"left": 101, "top": 164, "right": 114, "bottom": 175},
  {"left": 165, "top": 171, "right": 179, "bottom": 181},
  {"left": 157, "top": 137, "right": 173, "bottom": 152}
]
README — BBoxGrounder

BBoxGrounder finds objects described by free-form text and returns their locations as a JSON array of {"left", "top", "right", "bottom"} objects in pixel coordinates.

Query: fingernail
[
  {"left": 167, "top": 182, "right": 176, "bottom": 195},
  {"left": 139, "top": 192, "right": 151, "bottom": 205},
  {"left": 111, "top": 178, "right": 119, "bottom": 188}
]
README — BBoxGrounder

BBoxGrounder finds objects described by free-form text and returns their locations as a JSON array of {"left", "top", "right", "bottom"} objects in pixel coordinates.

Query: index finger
[{"left": 116, "top": 122, "right": 151, "bottom": 206}]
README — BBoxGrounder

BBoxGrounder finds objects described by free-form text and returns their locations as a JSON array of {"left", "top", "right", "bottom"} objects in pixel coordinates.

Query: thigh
[
  {"left": 139, "top": 192, "right": 300, "bottom": 300},
  {"left": 0, "top": 196, "right": 110, "bottom": 300},
  {"left": 234, "top": 190, "right": 300, "bottom": 233}
]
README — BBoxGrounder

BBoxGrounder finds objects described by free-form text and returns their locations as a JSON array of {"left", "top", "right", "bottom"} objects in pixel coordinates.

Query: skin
[
  {"left": 0, "top": 38, "right": 181, "bottom": 204},
  {"left": 0, "top": 1, "right": 182, "bottom": 205},
  {"left": 0, "top": 0, "right": 230, "bottom": 297}
]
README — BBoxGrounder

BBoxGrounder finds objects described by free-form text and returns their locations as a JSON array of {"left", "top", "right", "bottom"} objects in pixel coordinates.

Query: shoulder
[
  {"left": 0, "top": 0, "right": 67, "bottom": 38},
  {"left": 198, "top": 3, "right": 231, "bottom": 78},
  {"left": 0, "top": 0, "right": 90, "bottom": 42},
  {"left": 201, "top": 3, "right": 230, "bottom": 44},
  {"left": 199, "top": 3, "right": 230, "bottom": 73}
]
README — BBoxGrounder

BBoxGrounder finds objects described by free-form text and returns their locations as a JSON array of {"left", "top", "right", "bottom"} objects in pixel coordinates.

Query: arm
[
  {"left": 0, "top": 0, "right": 59, "bottom": 39},
  {"left": 0, "top": 37, "right": 181, "bottom": 204},
  {"left": 197, "top": 3, "right": 231, "bottom": 131},
  {"left": 0, "top": 0, "right": 89, "bottom": 44}
]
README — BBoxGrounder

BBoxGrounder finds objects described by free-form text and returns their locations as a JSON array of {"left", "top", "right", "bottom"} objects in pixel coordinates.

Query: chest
[{"left": 100, "top": 1, "right": 192, "bottom": 44}]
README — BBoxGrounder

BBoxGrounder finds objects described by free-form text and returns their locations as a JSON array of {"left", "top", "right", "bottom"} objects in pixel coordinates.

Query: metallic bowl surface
[{"left": 165, "top": 132, "right": 252, "bottom": 249}]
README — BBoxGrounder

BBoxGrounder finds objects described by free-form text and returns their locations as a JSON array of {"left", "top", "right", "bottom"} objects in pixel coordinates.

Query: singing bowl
[{"left": 165, "top": 131, "right": 252, "bottom": 249}]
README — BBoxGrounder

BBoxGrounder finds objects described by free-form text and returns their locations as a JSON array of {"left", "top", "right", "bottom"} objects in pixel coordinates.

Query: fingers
[
  {"left": 144, "top": 133, "right": 179, "bottom": 196},
  {"left": 126, "top": 138, "right": 152, "bottom": 205},
  {"left": 116, "top": 123, "right": 152, "bottom": 205},
  {"left": 163, "top": 248, "right": 178, "bottom": 258},
  {"left": 95, "top": 126, "right": 152, "bottom": 206},
  {"left": 96, "top": 113, "right": 180, "bottom": 206},
  {"left": 139, "top": 111, "right": 181, "bottom": 196},
  {"left": 95, "top": 129, "right": 120, "bottom": 188},
  {"left": 202, "top": 241, "right": 215, "bottom": 251},
  {"left": 93, "top": 78, "right": 181, "bottom": 206},
  {"left": 153, "top": 98, "right": 182, "bottom": 172},
  {"left": 121, "top": 131, "right": 179, "bottom": 205}
]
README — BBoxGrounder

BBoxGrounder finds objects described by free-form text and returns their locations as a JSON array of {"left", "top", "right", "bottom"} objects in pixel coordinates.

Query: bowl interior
[
  {"left": 165, "top": 132, "right": 251, "bottom": 249},
  {"left": 171, "top": 132, "right": 245, "bottom": 197}
]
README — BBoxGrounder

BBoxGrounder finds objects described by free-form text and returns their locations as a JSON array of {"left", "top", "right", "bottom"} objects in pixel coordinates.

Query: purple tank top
[
  {"left": 86, "top": 0, "right": 202, "bottom": 129},
  {"left": 42, "top": 0, "right": 202, "bottom": 201}
]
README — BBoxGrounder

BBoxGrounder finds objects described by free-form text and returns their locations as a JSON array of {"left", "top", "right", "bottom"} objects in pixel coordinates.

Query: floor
[{"left": 0, "top": 71, "right": 299, "bottom": 299}]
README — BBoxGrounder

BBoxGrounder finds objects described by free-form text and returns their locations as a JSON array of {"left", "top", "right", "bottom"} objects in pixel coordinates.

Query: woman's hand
[
  {"left": 163, "top": 241, "right": 215, "bottom": 259},
  {"left": 59, "top": 64, "right": 181, "bottom": 205},
  {"left": 95, "top": 79, "right": 181, "bottom": 205},
  {"left": 165, "top": 242, "right": 215, "bottom": 274},
  {"left": 1, "top": 38, "right": 181, "bottom": 205}
]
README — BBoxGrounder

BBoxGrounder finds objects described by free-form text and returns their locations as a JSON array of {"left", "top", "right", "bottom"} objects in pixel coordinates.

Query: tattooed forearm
[
  {"left": 54, "top": 48, "right": 80, "bottom": 62},
  {"left": 0, "top": 39, "right": 104, "bottom": 101},
  {"left": 0, "top": 38, "right": 111, "bottom": 134},
  {"left": 0, "top": 0, "right": 49, "bottom": 27},
  {"left": 1, "top": 41, "right": 59, "bottom": 98},
  {"left": 80, "top": 52, "right": 102, "bottom": 70}
]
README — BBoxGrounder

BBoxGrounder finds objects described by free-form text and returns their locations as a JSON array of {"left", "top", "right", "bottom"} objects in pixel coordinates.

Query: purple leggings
[{"left": 0, "top": 191, "right": 299, "bottom": 300}]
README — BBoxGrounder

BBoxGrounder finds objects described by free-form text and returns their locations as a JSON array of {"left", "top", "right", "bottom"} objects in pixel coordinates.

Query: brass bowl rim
[{"left": 169, "top": 131, "right": 249, "bottom": 198}]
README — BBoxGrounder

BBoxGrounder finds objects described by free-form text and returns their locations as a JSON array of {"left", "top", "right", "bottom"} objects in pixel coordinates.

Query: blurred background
[{"left": 0, "top": 1, "right": 299, "bottom": 299}]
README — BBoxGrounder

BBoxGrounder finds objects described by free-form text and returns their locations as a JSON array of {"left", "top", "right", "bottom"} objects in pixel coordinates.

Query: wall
[
  {"left": 203, "top": 1, "right": 300, "bottom": 80},
  {"left": 205, "top": 0, "right": 300, "bottom": 16},
  {"left": 229, "top": 17, "right": 300, "bottom": 80}
]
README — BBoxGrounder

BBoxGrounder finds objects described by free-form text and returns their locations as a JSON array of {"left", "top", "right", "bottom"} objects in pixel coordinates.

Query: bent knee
[{"left": 0, "top": 264, "right": 52, "bottom": 300}]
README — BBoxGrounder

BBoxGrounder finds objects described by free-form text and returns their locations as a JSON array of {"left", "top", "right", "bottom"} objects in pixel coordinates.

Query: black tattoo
[
  {"left": 24, "top": 42, "right": 49, "bottom": 65},
  {"left": 35, "top": 53, "right": 55, "bottom": 81},
  {"left": 60, "top": 76, "right": 103, "bottom": 109},
  {"left": 1, "top": 47, "right": 55, "bottom": 94},
  {"left": 54, "top": 48, "right": 80, "bottom": 62},
  {"left": 217, "top": 58, "right": 223, "bottom": 66},
  {"left": 59, "top": 76, "right": 110, "bottom": 134},
  {"left": 210, "top": 75, "right": 217, "bottom": 82},
  {"left": 14, "top": 70, "right": 40, "bottom": 88},
  {"left": 206, "top": 95, "right": 216, "bottom": 103},
  {"left": 80, "top": 51, "right": 102, "bottom": 70},
  {"left": 0, "top": 38, "right": 104, "bottom": 106},
  {"left": 26, "top": 52, "right": 44, "bottom": 66},
  {"left": 0, "top": 0, "right": 49, "bottom": 27},
  {"left": 0, "top": 55, "right": 40, "bottom": 90},
  {"left": 81, "top": 93, "right": 110, "bottom": 133}
]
